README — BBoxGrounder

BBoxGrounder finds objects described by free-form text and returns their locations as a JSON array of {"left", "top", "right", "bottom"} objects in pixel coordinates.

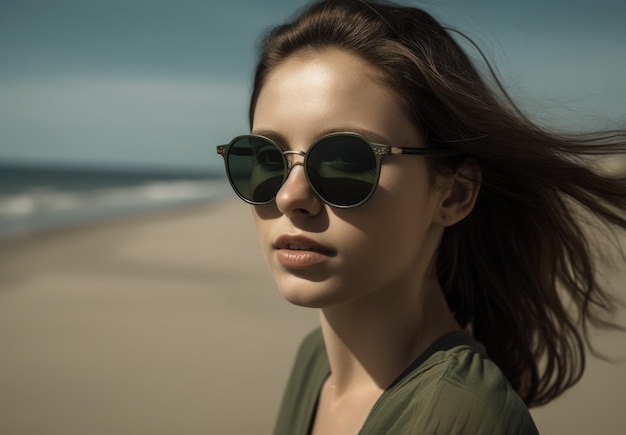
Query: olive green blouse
[{"left": 274, "top": 329, "right": 538, "bottom": 434}]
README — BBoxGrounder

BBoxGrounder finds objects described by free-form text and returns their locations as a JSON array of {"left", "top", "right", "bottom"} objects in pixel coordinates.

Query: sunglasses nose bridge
[{"left": 282, "top": 150, "right": 307, "bottom": 174}]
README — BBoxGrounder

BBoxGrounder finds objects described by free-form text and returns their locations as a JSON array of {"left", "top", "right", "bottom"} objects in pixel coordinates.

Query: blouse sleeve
[{"left": 361, "top": 343, "right": 539, "bottom": 434}]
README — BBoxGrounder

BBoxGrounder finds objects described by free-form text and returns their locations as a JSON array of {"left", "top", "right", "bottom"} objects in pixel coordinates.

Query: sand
[{"left": 0, "top": 198, "right": 624, "bottom": 434}]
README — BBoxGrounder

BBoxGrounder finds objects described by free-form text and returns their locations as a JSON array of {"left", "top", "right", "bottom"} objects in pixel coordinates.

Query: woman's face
[{"left": 251, "top": 48, "right": 451, "bottom": 309}]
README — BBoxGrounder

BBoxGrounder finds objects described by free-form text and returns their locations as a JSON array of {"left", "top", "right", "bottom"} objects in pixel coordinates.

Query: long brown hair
[{"left": 248, "top": 0, "right": 626, "bottom": 407}]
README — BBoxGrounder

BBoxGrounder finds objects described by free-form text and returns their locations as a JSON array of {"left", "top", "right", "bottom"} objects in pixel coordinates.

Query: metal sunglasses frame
[{"left": 216, "top": 132, "right": 445, "bottom": 208}]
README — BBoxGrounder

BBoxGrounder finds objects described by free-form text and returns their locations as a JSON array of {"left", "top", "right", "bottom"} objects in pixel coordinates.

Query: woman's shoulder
[
  {"left": 363, "top": 331, "right": 539, "bottom": 434},
  {"left": 406, "top": 331, "right": 514, "bottom": 399},
  {"left": 273, "top": 329, "right": 329, "bottom": 435}
]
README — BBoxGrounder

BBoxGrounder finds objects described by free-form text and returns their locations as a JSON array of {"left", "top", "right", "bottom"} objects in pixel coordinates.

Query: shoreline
[{"left": 0, "top": 198, "right": 624, "bottom": 434}]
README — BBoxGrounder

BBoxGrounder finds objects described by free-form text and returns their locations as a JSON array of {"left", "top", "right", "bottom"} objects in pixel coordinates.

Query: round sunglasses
[{"left": 216, "top": 132, "right": 445, "bottom": 208}]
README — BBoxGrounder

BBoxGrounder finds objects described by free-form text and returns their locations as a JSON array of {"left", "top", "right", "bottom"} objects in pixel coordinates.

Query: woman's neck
[{"left": 318, "top": 275, "right": 459, "bottom": 397}]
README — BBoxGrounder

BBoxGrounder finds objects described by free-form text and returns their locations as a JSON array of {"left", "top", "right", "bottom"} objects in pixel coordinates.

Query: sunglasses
[{"left": 216, "top": 132, "right": 445, "bottom": 208}]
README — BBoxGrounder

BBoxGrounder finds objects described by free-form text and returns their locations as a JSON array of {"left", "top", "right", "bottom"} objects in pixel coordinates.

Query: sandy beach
[{"left": 1, "top": 198, "right": 625, "bottom": 434}]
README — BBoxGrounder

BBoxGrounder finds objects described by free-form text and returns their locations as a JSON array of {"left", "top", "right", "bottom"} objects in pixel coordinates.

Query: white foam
[{"left": 0, "top": 178, "right": 230, "bottom": 239}]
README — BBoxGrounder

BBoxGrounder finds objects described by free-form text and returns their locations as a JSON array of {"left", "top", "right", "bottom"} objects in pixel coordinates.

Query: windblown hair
[{"left": 249, "top": 0, "right": 626, "bottom": 407}]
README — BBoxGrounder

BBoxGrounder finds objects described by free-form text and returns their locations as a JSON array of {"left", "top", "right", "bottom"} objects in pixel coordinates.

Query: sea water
[{"left": 0, "top": 163, "right": 230, "bottom": 239}]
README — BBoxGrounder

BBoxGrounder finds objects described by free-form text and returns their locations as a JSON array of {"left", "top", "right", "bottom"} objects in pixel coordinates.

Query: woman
[{"left": 216, "top": 0, "right": 626, "bottom": 433}]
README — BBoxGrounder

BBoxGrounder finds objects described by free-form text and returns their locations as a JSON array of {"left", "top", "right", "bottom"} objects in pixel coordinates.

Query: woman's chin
[
  {"left": 279, "top": 288, "right": 333, "bottom": 309},
  {"left": 276, "top": 279, "right": 348, "bottom": 309},
  {"left": 271, "top": 270, "right": 334, "bottom": 308}
]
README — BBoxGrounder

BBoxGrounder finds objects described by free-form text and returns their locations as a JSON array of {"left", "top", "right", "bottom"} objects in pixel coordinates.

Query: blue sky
[{"left": 0, "top": 0, "right": 624, "bottom": 171}]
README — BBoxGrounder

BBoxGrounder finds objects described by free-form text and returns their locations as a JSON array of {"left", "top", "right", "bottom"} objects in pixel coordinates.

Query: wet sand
[{"left": 0, "top": 198, "right": 624, "bottom": 434}]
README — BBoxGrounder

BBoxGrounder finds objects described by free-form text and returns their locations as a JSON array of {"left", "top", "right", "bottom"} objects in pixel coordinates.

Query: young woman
[{"left": 217, "top": 1, "right": 626, "bottom": 433}]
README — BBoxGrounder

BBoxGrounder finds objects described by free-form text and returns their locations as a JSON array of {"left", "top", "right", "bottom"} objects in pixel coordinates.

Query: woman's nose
[{"left": 274, "top": 163, "right": 323, "bottom": 217}]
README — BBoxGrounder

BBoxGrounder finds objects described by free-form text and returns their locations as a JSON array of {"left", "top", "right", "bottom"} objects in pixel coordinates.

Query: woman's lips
[{"left": 274, "top": 235, "right": 336, "bottom": 269}]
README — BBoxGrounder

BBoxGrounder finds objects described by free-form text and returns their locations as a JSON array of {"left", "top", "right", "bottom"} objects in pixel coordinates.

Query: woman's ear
[{"left": 435, "top": 161, "right": 481, "bottom": 227}]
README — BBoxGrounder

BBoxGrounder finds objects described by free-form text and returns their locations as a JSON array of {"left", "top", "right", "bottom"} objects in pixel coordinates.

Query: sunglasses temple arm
[
  {"left": 392, "top": 147, "right": 440, "bottom": 156},
  {"left": 217, "top": 146, "right": 254, "bottom": 157}
]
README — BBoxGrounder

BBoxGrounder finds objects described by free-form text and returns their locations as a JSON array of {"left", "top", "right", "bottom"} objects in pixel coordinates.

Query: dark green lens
[
  {"left": 307, "top": 135, "right": 377, "bottom": 207},
  {"left": 227, "top": 136, "right": 285, "bottom": 203}
]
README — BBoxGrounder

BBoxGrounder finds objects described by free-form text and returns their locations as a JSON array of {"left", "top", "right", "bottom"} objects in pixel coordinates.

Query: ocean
[{"left": 0, "top": 162, "right": 230, "bottom": 240}]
